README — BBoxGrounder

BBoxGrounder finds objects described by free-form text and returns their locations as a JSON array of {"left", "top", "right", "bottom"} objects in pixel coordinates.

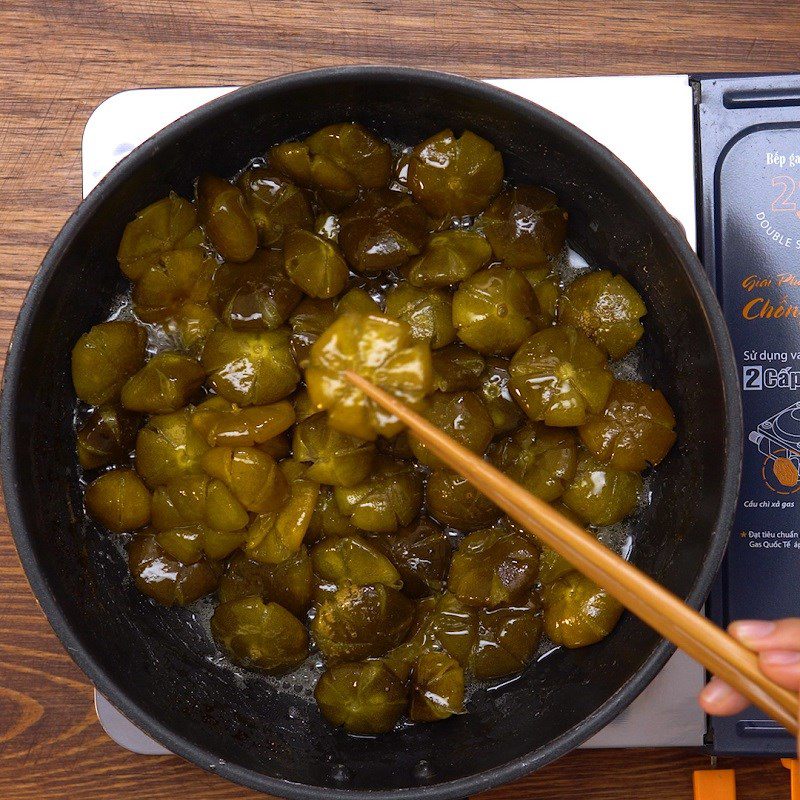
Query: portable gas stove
[{"left": 82, "top": 74, "right": 799, "bottom": 760}]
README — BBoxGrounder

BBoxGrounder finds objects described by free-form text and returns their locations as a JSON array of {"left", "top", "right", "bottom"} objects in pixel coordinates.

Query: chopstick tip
[{"left": 342, "top": 369, "right": 363, "bottom": 387}]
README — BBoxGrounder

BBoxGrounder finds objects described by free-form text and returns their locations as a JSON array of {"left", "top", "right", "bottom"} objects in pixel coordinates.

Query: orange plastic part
[
  {"left": 782, "top": 759, "right": 798, "bottom": 800},
  {"left": 693, "top": 769, "right": 736, "bottom": 800}
]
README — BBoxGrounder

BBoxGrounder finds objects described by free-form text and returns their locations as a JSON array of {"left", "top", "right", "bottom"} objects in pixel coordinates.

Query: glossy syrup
[
  {"left": 186, "top": 247, "right": 651, "bottom": 726},
  {"left": 84, "top": 224, "right": 655, "bottom": 730}
]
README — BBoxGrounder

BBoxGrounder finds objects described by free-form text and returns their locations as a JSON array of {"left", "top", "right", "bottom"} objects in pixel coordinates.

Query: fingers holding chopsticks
[
  {"left": 699, "top": 618, "right": 800, "bottom": 737},
  {"left": 730, "top": 618, "right": 800, "bottom": 693}
]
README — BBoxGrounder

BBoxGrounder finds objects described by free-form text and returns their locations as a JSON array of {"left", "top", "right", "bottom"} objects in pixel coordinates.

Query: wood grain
[{"left": 1, "top": 1, "right": 799, "bottom": 797}]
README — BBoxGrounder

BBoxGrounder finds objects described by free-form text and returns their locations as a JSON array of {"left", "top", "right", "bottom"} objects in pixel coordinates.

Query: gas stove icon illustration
[{"left": 749, "top": 401, "right": 800, "bottom": 490}]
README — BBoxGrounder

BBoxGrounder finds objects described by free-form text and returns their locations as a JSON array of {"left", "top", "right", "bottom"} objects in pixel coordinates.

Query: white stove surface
[{"left": 83, "top": 75, "right": 704, "bottom": 754}]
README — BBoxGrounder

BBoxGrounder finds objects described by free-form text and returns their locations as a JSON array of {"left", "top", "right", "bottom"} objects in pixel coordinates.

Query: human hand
[{"left": 699, "top": 618, "right": 800, "bottom": 750}]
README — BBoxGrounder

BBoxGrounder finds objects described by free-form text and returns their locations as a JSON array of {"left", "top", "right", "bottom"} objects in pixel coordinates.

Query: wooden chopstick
[{"left": 344, "top": 371, "right": 800, "bottom": 736}]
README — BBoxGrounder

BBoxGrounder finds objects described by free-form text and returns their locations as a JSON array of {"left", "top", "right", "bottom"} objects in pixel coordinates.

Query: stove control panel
[{"left": 695, "top": 73, "right": 800, "bottom": 756}]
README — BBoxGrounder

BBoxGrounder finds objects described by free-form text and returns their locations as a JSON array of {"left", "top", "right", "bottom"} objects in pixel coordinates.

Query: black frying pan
[{"left": 0, "top": 67, "right": 742, "bottom": 799}]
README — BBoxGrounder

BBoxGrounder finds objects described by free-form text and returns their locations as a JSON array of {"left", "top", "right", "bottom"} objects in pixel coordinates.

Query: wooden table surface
[{"left": 1, "top": 1, "right": 799, "bottom": 797}]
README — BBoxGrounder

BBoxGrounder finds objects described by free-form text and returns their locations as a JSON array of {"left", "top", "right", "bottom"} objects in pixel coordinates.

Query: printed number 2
[
  {"left": 743, "top": 366, "right": 762, "bottom": 391},
  {"left": 771, "top": 175, "right": 797, "bottom": 212}
]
